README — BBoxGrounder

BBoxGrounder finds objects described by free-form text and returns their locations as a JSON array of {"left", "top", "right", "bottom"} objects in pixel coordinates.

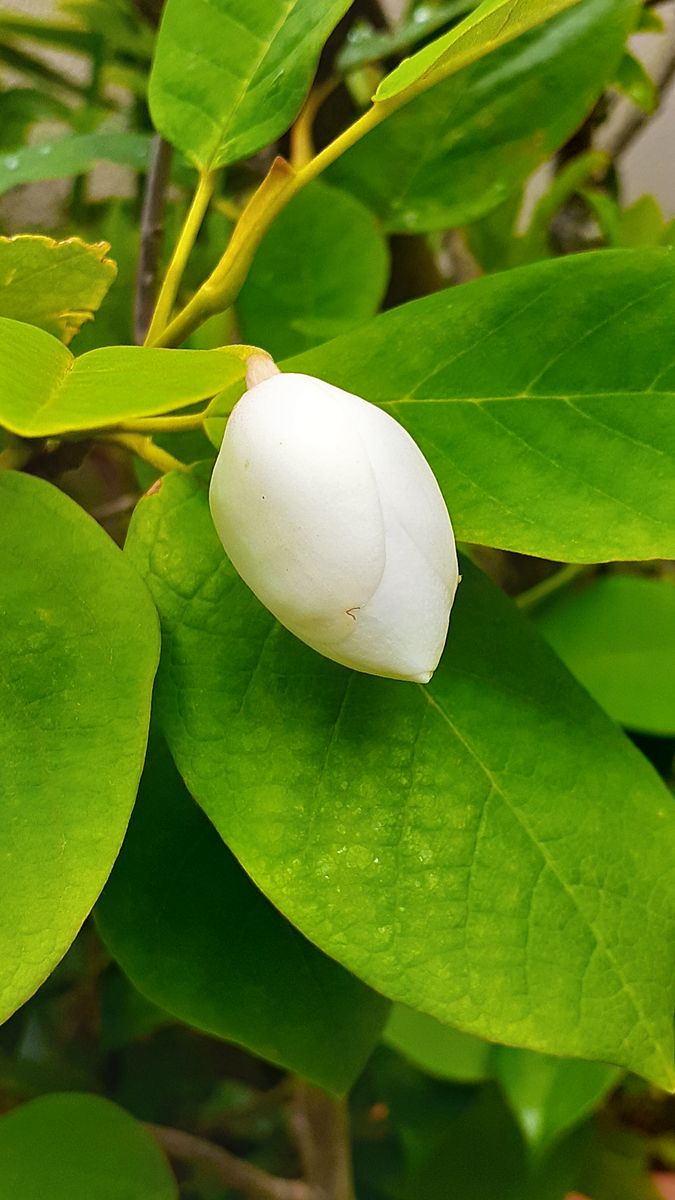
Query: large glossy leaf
[
  {"left": 534, "top": 575, "right": 675, "bottom": 735},
  {"left": 238, "top": 181, "right": 389, "bottom": 359},
  {"left": 97, "top": 736, "right": 388, "bottom": 1094},
  {"left": 278, "top": 249, "right": 675, "bottom": 563},
  {"left": 126, "top": 467, "right": 675, "bottom": 1089},
  {"left": 376, "top": 0, "right": 582, "bottom": 101},
  {"left": 330, "top": 0, "right": 637, "bottom": 232},
  {"left": 0, "top": 236, "right": 116, "bottom": 343},
  {"left": 149, "top": 0, "right": 352, "bottom": 170},
  {"left": 0, "top": 132, "right": 151, "bottom": 196},
  {"left": 0, "top": 318, "right": 253, "bottom": 436},
  {"left": 0, "top": 1094, "right": 177, "bottom": 1200},
  {"left": 0, "top": 472, "right": 158, "bottom": 1023}
]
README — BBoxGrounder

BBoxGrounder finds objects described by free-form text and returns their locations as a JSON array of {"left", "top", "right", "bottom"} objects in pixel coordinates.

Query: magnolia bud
[{"left": 209, "top": 370, "right": 459, "bottom": 683}]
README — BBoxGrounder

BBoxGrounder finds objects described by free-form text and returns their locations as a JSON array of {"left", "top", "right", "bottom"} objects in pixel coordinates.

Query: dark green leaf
[
  {"left": 238, "top": 181, "right": 389, "bottom": 360},
  {"left": 534, "top": 575, "right": 675, "bottom": 735},
  {"left": 277, "top": 249, "right": 675, "bottom": 563},
  {"left": 0, "top": 472, "right": 158, "bottom": 1023},
  {"left": 330, "top": 0, "right": 637, "bottom": 233},
  {"left": 126, "top": 467, "right": 675, "bottom": 1089},
  {"left": 613, "top": 51, "right": 657, "bottom": 113},
  {"left": 0, "top": 1093, "right": 177, "bottom": 1200},
  {"left": 0, "top": 132, "right": 151, "bottom": 197},
  {"left": 0, "top": 235, "right": 116, "bottom": 343},
  {"left": 149, "top": 0, "right": 352, "bottom": 170},
  {"left": 97, "top": 736, "right": 389, "bottom": 1094}
]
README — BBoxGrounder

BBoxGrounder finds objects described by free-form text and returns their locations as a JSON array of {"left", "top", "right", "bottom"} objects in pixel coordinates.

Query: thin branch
[
  {"left": 288, "top": 1081, "right": 355, "bottom": 1200},
  {"left": 290, "top": 77, "right": 339, "bottom": 168},
  {"left": 147, "top": 1123, "right": 312, "bottom": 1200},
  {"left": 517, "top": 564, "right": 590, "bottom": 612},
  {"left": 97, "top": 432, "right": 188, "bottom": 475},
  {"left": 135, "top": 134, "right": 174, "bottom": 345},
  {"left": 145, "top": 168, "right": 217, "bottom": 345},
  {"left": 607, "top": 39, "right": 675, "bottom": 159}
]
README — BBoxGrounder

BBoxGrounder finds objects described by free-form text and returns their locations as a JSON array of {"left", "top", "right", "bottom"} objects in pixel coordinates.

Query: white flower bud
[{"left": 209, "top": 370, "right": 459, "bottom": 683}]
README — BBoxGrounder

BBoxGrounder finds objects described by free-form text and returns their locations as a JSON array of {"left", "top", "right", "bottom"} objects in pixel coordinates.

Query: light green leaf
[
  {"left": 584, "top": 191, "right": 674, "bottom": 249},
  {"left": 330, "top": 0, "right": 637, "bottom": 233},
  {"left": 384, "top": 1004, "right": 492, "bottom": 1083},
  {"left": 149, "top": 0, "right": 352, "bottom": 170},
  {"left": 0, "top": 235, "right": 116, "bottom": 344},
  {"left": 0, "top": 1094, "right": 177, "bottom": 1200},
  {"left": 238, "top": 181, "right": 389, "bottom": 360},
  {"left": 534, "top": 575, "right": 675, "bottom": 735},
  {"left": 337, "top": 1, "right": 474, "bottom": 73},
  {"left": 494, "top": 1045, "right": 620, "bottom": 1155},
  {"left": 0, "top": 317, "right": 251, "bottom": 436},
  {"left": 0, "top": 472, "right": 158, "bottom": 1023},
  {"left": 97, "top": 735, "right": 389, "bottom": 1094},
  {"left": 375, "top": 0, "right": 583, "bottom": 101},
  {"left": 0, "top": 132, "right": 151, "bottom": 197},
  {"left": 126, "top": 467, "right": 675, "bottom": 1089},
  {"left": 278, "top": 249, "right": 675, "bottom": 563}
]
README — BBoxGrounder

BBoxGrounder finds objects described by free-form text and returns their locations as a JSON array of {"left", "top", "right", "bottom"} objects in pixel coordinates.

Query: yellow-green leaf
[
  {"left": 0, "top": 317, "right": 251, "bottom": 436},
  {"left": 0, "top": 235, "right": 117, "bottom": 344},
  {"left": 375, "top": 0, "right": 584, "bottom": 102}
]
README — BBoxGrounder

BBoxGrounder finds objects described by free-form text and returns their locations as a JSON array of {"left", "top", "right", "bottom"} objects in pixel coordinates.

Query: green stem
[
  {"left": 150, "top": 92, "right": 418, "bottom": 348},
  {"left": 115, "top": 411, "right": 208, "bottom": 434},
  {"left": 98, "top": 432, "right": 188, "bottom": 475},
  {"left": 516, "top": 564, "right": 590, "bottom": 612},
  {"left": 145, "top": 169, "right": 217, "bottom": 345}
]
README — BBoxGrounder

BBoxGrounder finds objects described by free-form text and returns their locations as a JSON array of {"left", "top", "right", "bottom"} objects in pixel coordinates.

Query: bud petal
[{"left": 209, "top": 372, "right": 459, "bottom": 683}]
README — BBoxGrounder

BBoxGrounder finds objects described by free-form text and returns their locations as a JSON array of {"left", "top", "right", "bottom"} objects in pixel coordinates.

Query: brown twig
[
  {"left": 288, "top": 1081, "right": 355, "bottom": 1200},
  {"left": 134, "top": 134, "right": 174, "bottom": 345},
  {"left": 147, "top": 1123, "right": 312, "bottom": 1200}
]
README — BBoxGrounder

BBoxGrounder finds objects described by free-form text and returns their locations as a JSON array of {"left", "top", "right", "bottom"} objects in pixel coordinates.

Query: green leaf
[
  {"left": 125, "top": 466, "right": 675, "bottom": 1089},
  {"left": 0, "top": 131, "right": 151, "bottom": 197},
  {"left": 0, "top": 235, "right": 117, "bottom": 344},
  {"left": 330, "top": 0, "right": 637, "bottom": 233},
  {"left": 384, "top": 1004, "right": 492, "bottom": 1083},
  {"left": 613, "top": 51, "right": 657, "bottom": 112},
  {"left": 238, "top": 181, "right": 389, "bottom": 360},
  {"left": 149, "top": 0, "right": 352, "bottom": 170},
  {"left": 584, "top": 191, "right": 674, "bottom": 249},
  {"left": 0, "top": 89, "right": 72, "bottom": 152},
  {"left": 0, "top": 1093, "right": 177, "bottom": 1199},
  {"left": 0, "top": 318, "right": 250, "bottom": 436},
  {"left": 375, "top": 0, "right": 585, "bottom": 101},
  {"left": 0, "top": 472, "right": 158, "bottom": 1023},
  {"left": 97, "top": 735, "right": 389, "bottom": 1094},
  {"left": 274, "top": 248, "right": 675, "bottom": 563},
  {"left": 533, "top": 575, "right": 675, "bottom": 735},
  {"left": 577, "top": 1128, "right": 663, "bottom": 1200},
  {"left": 493, "top": 1045, "right": 620, "bottom": 1155},
  {"left": 336, "top": 1, "right": 474, "bottom": 73}
]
